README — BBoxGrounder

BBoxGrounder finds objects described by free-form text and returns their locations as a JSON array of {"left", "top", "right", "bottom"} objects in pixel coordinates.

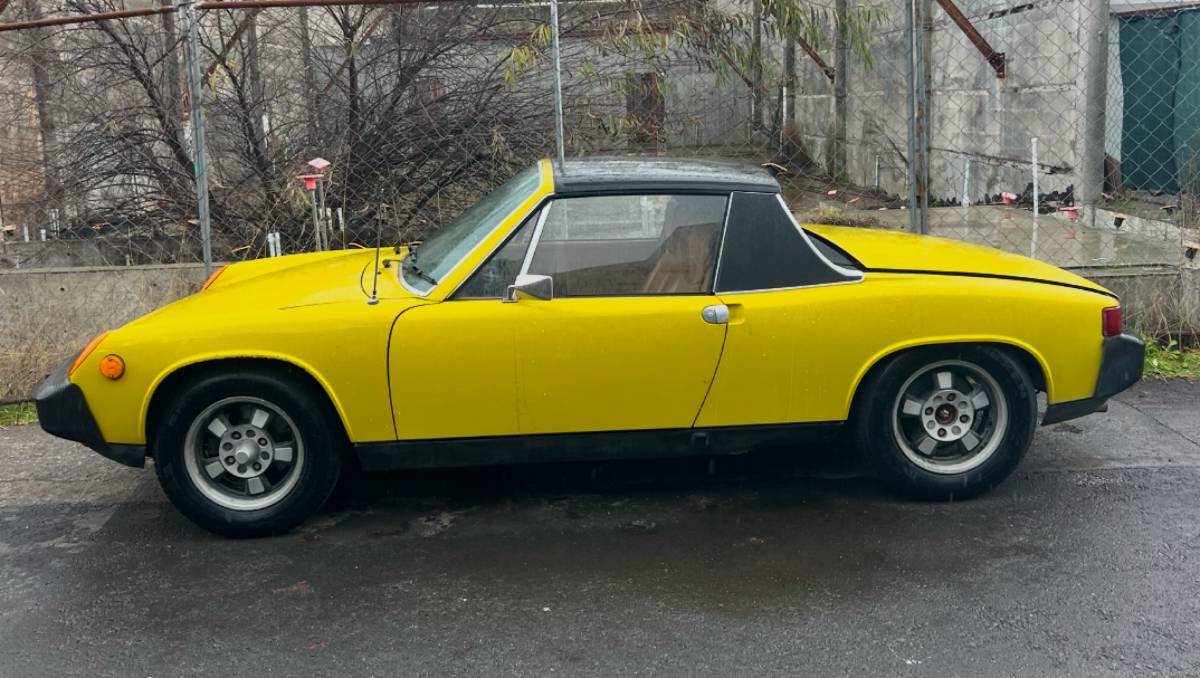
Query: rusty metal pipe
[
  {"left": 932, "top": 0, "right": 1005, "bottom": 78},
  {"left": 761, "top": 2, "right": 834, "bottom": 83},
  {"left": 797, "top": 36, "right": 835, "bottom": 83},
  {"left": 0, "top": 6, "right": 172, "bottom": 33},
  {"left": 203, "top": 9, "right": 261, "bottom": 81},
  {"left": 200, "top": 0, "right": 518, "bottom": 9}
]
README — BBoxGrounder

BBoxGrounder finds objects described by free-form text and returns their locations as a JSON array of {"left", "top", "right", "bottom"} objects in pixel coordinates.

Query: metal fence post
[
  {"left": 182, "top": 0, "right": 214, "bottom": 275},
  {"left": 1078, "top": 0, "right": 1110, "bottom": 225},
  {"left": 834, "top": 0, "right": 849, "bottom": 180},
  {"left": 549, "top": 0, "right": 565, "bottom": 167},
  {"left": 905, "top": 0, "right": 930, "bottom": 234}
]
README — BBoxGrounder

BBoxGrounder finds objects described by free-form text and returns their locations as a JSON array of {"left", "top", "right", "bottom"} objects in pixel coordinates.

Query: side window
[
  {"left": 527, "top": 194, "right": 727, "bottom": 297},
  {"left": 454, "top": 209, "right": 539, "bottom": 299},
  {"left": 715, "top": 192, "right": 859, "bottom": 292}
]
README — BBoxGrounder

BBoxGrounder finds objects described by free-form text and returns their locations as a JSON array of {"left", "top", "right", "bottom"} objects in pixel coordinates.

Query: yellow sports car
[{"left": 36, "top": 158, "right": 1144, "bottom": 536}]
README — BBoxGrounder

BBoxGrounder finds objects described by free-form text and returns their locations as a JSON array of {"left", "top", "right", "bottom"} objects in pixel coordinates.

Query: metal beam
[
  {"left": 203, "top": 9, "right": 261, "bottom": 82},
  {"left": 761, "top": 1, "right": 835, "bottom": 83},
  {"left": 797, "top": 35, "right": 835, "bottom": 82},
  {"left": 0, "top": 6, "right": 171, "bottom": 33},
  {"left": 199, "top": 0, "right": 522, "bottom": 9},
  {"left": 932, "top": 0, "right": 1005, "bottom": 78}
]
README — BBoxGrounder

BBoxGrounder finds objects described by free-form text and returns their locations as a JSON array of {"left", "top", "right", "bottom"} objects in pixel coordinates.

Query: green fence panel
[
  {"left": 1120, "top": 14, "right": 1180, "bottom": 193},
  {"left": 1175, "top": 11, "right": 1200, "bottom": 194}
]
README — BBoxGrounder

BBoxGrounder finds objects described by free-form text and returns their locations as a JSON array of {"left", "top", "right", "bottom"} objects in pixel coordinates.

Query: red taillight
[{"left": 1102, "top": 306, "right": 1123, "bottom": 337}]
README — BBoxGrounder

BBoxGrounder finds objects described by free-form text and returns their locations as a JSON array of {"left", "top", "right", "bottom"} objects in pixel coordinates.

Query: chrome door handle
[{"left": 701, "top": 304, "right": 730, "bottom": 325}]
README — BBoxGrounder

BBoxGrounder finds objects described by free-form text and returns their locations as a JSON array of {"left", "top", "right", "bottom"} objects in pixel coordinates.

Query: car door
[
  {"left": 507, "top": 193, "right": 730, "bottom": 435},
  {"left": 694, "top": 191, "right": 865, "bottom": 428}
]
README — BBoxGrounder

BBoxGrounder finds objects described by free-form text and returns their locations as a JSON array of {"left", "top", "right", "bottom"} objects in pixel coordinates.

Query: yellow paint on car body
[
  {"left": 69, "top": 160, "right": 555, "bottom": 446},
  {"left": 66, "top": 158, "right": 1117, "bottom": 451},
  {"left": 696, "top": 272, "right": 1107, "bottom": 428}
]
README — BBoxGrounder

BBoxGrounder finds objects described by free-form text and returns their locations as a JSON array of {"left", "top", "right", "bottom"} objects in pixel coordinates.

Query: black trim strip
[
  {"left": 354, "top": 421, "right": 841, "bottom": 471},
  {"left": 35, "top": 359, "right": 147, "bottom": 468},
  {"left": 865, "top": 267, "right": 1118, "bottom": 299}
]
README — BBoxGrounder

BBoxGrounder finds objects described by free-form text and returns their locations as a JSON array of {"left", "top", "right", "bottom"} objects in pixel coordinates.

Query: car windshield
[{"left": 401, "top": 165, "right": 540, "bottom": 294}]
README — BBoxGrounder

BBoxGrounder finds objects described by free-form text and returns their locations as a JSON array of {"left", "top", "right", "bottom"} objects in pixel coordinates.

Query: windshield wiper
[{"left": 403, "top": 258, "right": 439, "bottom": 286}]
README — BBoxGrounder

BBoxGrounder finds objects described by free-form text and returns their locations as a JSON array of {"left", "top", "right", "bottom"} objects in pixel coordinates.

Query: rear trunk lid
[{"left": 805, "top": 224, "right": 1112, "bottom": 296}]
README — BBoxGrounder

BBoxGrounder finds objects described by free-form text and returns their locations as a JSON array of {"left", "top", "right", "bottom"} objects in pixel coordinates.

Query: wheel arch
[
  {"left": 143, "top": 355, "right": 351, "bottom": 455},
  {"left": 846, "top": 338, "right": 1051, "bottom": 422}
]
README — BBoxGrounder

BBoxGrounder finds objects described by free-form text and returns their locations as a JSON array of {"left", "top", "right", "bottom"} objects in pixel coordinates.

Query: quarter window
[
  {"left": 715, "top": 192, "right": 860, "bottom": 292},
  {"left": 526, "top": 194, "right": 727, "bottom": 297}
]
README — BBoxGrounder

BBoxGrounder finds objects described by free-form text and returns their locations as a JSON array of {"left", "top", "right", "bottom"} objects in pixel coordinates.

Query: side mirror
[{"left": 504, "top": 274, "right": 553, "bottom": 302}]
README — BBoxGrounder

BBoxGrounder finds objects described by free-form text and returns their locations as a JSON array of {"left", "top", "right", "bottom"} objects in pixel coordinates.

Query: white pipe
[
  {"left": 962, "top": 159, "right": 971, "bottom": 206},
  {"left": 1032, "top": 137, "right": 1039, "bottom": 220},
  {"left": 1031, "top": 137, "right": 1040, "bottom": 258}
]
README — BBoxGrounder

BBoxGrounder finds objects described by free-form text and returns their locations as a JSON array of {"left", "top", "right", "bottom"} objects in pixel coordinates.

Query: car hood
[
  {"left": 201, "top": 249, "right": 385, "bottom": 305},
  {"left": 123, "top": 249, "right": 416, "bottom": 331},
  {"left": 805, "top": 224, "right": 1112, "bottom": 296}
]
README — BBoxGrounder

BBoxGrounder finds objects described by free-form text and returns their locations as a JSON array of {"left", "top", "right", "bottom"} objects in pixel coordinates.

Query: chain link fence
[{"left": 1, "top": 0, "right": 1198, "bottom": 402}]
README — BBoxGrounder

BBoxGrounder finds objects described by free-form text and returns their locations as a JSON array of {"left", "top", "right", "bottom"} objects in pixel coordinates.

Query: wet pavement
[{"left": 2, "top": 379, "right": 1199, "bottom": 676}]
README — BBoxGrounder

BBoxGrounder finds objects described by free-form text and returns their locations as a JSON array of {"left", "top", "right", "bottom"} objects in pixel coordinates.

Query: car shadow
[{"left": 323, "top": 437, "right": 875, "bottom": 515}]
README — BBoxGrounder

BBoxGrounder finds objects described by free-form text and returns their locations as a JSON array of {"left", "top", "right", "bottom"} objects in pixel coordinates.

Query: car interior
[{"left": 528, "top": 196, "right": 725, "bottom": 297}]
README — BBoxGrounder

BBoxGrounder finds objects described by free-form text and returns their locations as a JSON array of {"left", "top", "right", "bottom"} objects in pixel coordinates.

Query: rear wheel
[
  {"left": 855, "top": 346, "right": 1037, "bottom": 500},
  {"left": 153, "top": 370, "right": 343, "bottom": 537}
]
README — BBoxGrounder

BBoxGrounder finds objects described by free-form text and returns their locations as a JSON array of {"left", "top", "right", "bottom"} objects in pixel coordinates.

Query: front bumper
[
  {"left": 34, "top": 359, "right": 146, "bottom": 468},
  {"left": 1042, "top": 333, "right": 1145, "bottom": 426}
]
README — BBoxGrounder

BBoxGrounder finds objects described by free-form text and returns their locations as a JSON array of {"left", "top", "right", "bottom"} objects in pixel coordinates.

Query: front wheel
[
  {"left": 855, "top": 346, "right": 1037, "bottom": 500},
  {"left": 152, "top": 369, "right": 344, "bottom": 537}
]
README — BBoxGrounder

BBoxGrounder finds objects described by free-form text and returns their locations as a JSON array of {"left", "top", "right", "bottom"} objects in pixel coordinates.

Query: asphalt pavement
[{"left": 2, "top": 379, "right": 1199, "bottom": 677}]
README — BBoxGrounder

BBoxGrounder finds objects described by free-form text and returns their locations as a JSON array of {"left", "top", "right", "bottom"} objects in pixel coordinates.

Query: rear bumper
[
  {"left": 1042, "top": 333, "right": 1145, "bottom": 426},
  {"left": 34, "top": 359, "right": 146, "bottom": 468}
]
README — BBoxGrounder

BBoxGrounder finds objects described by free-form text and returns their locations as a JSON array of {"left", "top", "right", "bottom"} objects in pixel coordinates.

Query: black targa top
[{"left": 552, "top": 157, "right": 781, "bottom": 196}]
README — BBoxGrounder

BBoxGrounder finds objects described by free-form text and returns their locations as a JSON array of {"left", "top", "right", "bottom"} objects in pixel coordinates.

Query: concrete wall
[
  {"left": 792, "top": 0, "right": 1088, "bottom": 202},
  {"left": 0, "top": 234, "right": 218, "bottom": 269},
  {"left": 0, "top": 263, "right": 207, "bottom": 402},
  {"left": 1090, "top": 267, "right": 1200, "bottom": 336}
]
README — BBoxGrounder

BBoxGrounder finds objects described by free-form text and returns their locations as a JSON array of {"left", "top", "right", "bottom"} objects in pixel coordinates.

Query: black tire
[
  {"left": 854, "top": 345, "right": 1037, "bottom": 501},
  {"left": 152, "top": 368, "right": 344, "bottom": 537}
]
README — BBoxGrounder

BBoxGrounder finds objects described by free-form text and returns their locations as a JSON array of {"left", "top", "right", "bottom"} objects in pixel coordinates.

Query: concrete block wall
[
  {"left": 793, "top": 0, "right": 1088, "bottom": 201},
  {"left": 0, "top": 264, "right": 207, "bottom": 402}
]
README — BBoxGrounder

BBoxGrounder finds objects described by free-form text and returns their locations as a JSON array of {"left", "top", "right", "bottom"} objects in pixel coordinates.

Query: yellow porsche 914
[{"left": 36, "top": 158, "right": 1144, "bottom": 536}]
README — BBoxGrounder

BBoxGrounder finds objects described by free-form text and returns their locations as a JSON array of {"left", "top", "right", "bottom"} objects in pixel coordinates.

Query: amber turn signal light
[
  {"left": 200, "top": 264, "right": 229, "bottom": 292},
  {"left": 99, "top": 354, "right": 125, "bottom": 380},
  {"left": 68, "top": 331, "right": 110, "bottom": 378}
]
